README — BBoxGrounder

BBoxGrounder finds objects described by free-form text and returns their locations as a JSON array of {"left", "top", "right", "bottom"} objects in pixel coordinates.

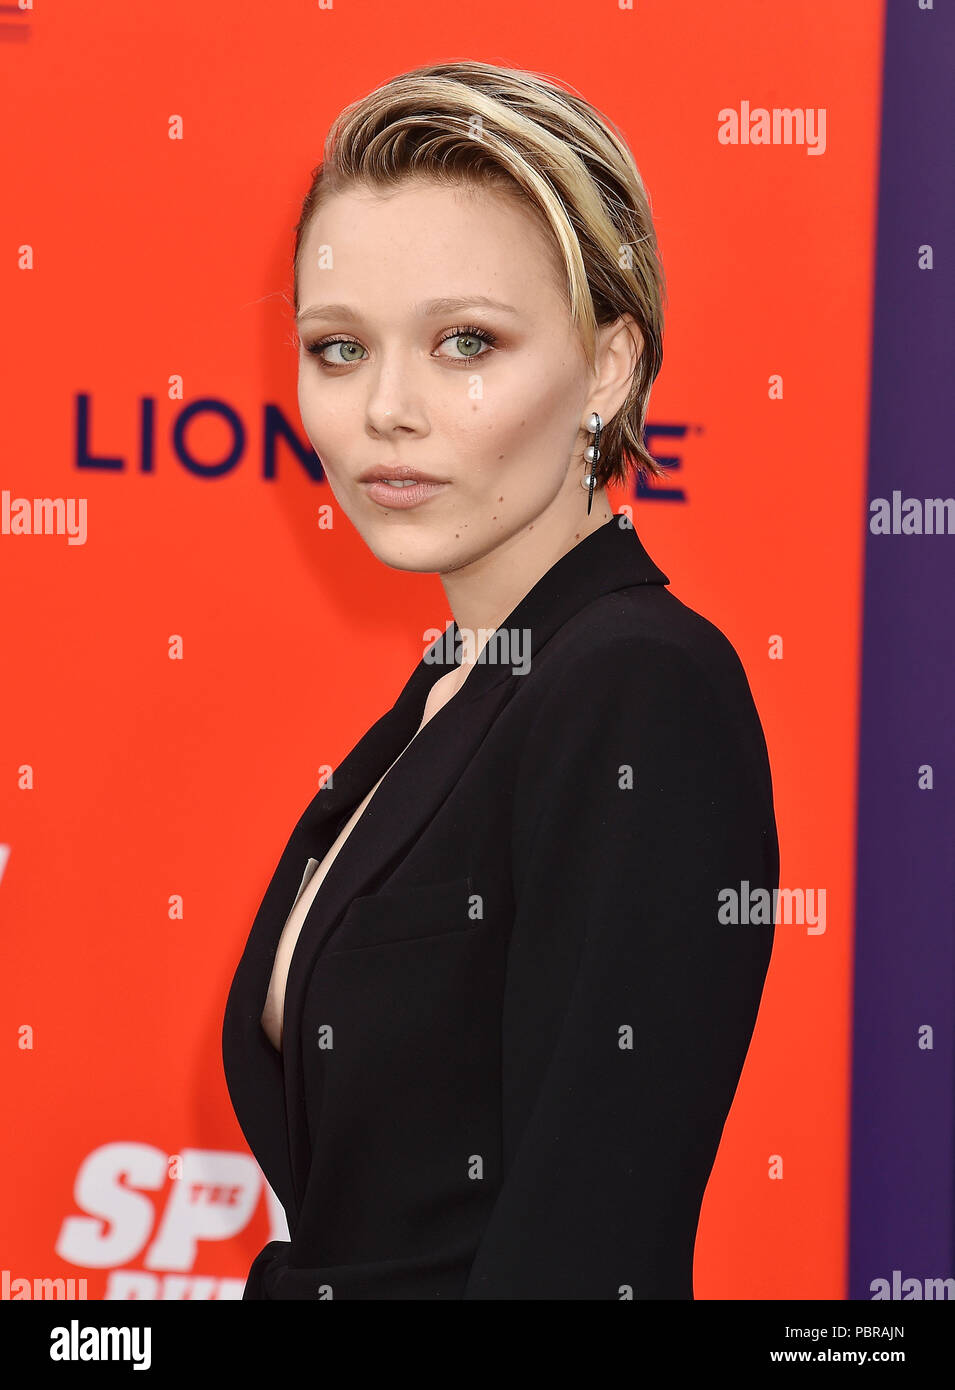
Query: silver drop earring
[{"left": 582, "top": 412, "right": 602, "bottom": 515}]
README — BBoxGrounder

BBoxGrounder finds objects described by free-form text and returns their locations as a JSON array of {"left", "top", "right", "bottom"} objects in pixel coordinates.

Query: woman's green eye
[
  {"left": 453, "top": 334, "right": 483, "bottom": 357},
  {"left": 322, "top": 341, "right": 366, "bottom": 363}
]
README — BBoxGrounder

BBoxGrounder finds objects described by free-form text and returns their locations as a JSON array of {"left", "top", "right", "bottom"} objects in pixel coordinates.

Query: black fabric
[{"left": 221, "top": 514, "right": 778, "bottom": 1299}]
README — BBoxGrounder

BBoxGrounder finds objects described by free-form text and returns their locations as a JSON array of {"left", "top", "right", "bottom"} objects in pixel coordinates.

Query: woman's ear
[{"left": 591, "top": 313, "right": 644, "bottom": 422}]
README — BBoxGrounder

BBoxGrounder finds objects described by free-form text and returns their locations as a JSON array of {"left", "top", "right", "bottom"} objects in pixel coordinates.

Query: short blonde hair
[{"left": 293, "top": 60, "right": 668, "bottom": 487}]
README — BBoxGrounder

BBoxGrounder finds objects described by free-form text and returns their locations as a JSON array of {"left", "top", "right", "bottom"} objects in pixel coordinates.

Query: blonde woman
[{"left": 222, "top": 60, "right": 778, "bottom": 1300}]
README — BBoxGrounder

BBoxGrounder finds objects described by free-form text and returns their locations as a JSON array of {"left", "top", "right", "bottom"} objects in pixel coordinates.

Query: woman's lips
[{"left": 363, "top": 479, "right": 449, "bottom": 509}]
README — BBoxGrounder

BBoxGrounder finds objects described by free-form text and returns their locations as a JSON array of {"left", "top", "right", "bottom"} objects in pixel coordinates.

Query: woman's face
[{"left": 295, "top": 178, "right": 605, "bottom": 575}]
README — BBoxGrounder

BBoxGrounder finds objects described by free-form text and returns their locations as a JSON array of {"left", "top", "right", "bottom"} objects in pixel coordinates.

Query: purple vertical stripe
[{"left": 849, "top": 1, "right": 955, "bottom": 1299}]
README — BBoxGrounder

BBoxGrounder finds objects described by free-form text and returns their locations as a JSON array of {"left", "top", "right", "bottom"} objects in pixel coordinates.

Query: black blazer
[{"left": 221, "top": 514, "right": 778, "bottom": 1299}]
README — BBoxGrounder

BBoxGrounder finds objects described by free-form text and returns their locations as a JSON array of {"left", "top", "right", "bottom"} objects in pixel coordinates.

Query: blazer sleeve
[{"left": 462, "top": 636, "right": 778, "bottom": 1299}]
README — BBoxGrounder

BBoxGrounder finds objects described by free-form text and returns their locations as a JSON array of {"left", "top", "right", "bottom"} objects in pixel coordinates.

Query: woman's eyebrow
[{"left": 296, "top": 295, "right": 521, "bottom": 325}]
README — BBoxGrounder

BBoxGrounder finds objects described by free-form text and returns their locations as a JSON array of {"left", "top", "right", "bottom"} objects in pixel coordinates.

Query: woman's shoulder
[
  {"left": 507, "top": 581, "right": 776, "bottom": 816},
  {"left": 518, "top": 581, "right": 758, "bottom": 714}
]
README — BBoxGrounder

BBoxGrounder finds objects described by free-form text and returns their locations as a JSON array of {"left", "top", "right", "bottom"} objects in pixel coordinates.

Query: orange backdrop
[{"left": 0, "top": 0, "right": 884, "bottom": 1298}]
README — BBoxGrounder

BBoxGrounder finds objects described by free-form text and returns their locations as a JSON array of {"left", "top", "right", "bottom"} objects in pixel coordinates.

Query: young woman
[{"left": 222, "top": 60, "right": 779, "bottom": 1300}]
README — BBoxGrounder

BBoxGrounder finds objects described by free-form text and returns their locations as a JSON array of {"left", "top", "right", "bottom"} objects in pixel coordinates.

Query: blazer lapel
[
  {"left": 281, "top": 672, "right": 515, "bottom": 1212},
  {"left": 223, "top": 636, "right": 463, "bottom": 1226}
]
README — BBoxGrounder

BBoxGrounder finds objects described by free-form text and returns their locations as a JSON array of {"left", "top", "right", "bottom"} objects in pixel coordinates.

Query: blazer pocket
[{"left": 330, "top": 874, "right": 477, "bottom": 953}]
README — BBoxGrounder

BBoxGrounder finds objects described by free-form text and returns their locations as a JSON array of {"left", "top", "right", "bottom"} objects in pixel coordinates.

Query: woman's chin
[{"left": 360, "top": 526, "right": 464, "bottom": 575}]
